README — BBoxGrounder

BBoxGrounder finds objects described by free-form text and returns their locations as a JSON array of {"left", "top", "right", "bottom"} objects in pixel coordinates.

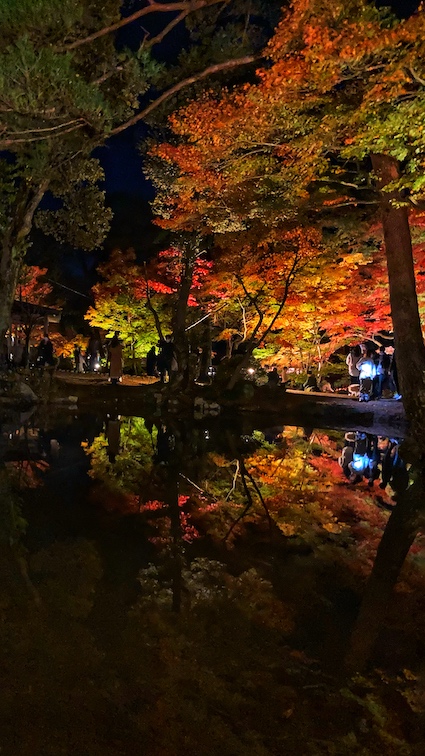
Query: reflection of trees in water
[
  {"left": 1, "top": 416, "right": 425, "bottom": 749},
  {"left": 84, "top": 418, "right": 425, "bottom": 671},
  {"left": 347, "top": 437, "right": 425, "bottom": 671}
]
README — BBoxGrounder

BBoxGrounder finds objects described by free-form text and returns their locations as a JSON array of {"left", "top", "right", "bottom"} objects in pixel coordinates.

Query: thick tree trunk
[
  {"left": 0, "top": 181, "right": 49, "bottom": 341},
  {"left": 226, "top": 343, "right": 256, "bottom": 390},
  {"left": 345, "top": 155, "right": 425, "bottom": 672},
  {"left": 171, "top": 249, "right": 195, "bottom": 390},
  {"left": 371, "top": 154, "right": 425, "bottom": 430}
]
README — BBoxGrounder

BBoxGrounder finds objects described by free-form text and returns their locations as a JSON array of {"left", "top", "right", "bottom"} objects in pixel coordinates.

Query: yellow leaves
[
  {"left": 402, "top": 669, "right": 418, "bottom": 681},
  {"left": 322, "top": 521, "right": 343, "bottom": 534},
  {"left": 209, "top": 452, "right": 231, "bottom": 468},
  {"left": 278, "top": 522, "right": 297, "bottom": 536}
]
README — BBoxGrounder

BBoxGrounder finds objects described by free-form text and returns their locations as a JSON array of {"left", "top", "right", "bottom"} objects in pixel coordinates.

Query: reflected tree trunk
[
  {"left": 197, "top": 320, "right": 212, "bottom": 383},
  {"left": 346, "top": 473, "right": 425, "bottom": 672},
  {"left": 163, "top": 456, "right": 183, "bottom": 613}
]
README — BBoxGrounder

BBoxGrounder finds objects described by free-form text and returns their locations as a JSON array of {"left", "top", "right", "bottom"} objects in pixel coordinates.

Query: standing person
[
  {"left": 78, "top": 348, "right": 86, "bottom": 374},
  {"left": 146, "top": 346, "right": 158, "bottom": 377},
  {"left": 37, "top": 334, "right": 55, "bottom": 367},
  {"left": 303, "top": 369, "right": 319, "bottom": 392},
  {"left": 157, "top": 335, "right": 174, "bottom": 383},
  {"left": 267, "top": 366, "right": 281, "bottom": 385},
  {"left": 108, "top": 332, "right": 123, "bottom": 385},
  {"left": 374, "top": 345, "right": 391, "bottom": 399},
  {"left": 346, "top": 345, "right": 361, "bottom": 386},
  {"left": 73, "top": 345, "right": 81, "bottom": 372},
  {"left": 281, "top": 365, "right": 290, "bottom": 388},
  {"left": 87, "top": 333, "right": 102, "bottom": 372},
  {"left": 356, "top": 349, "right": 376, "bottom": 402}
]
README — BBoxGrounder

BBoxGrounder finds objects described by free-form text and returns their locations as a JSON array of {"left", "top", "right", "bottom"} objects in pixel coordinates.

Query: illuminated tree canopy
[{"left": 147, "top": 0, "right": 425, "bottom": 423}]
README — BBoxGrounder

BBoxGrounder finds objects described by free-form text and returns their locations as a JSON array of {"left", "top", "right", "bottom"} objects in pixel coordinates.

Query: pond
[{"left": 0, "top": 407, "right": 424, "bottom": 756}]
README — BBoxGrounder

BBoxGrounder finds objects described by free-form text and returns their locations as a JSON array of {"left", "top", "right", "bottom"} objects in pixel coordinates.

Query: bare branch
[
  {"left": 225, "top": 460, "right": 240, "bottom": 501},
  {"left": 405, "top": 67, "right": 425, "bottom": 88},
  {"left": 1, "top": 55, "right": 257, "bottom": 147},
  {"left": 0, "top": 122, "right": 86, "bottom": 147},
  {"left": 109, "top": 54, "right": 257, "bottom": 136},
  {"left": 5, "top": 119, "right": 85, "bottom": 137},
  {"left": 143, "top": 9, "right": 190, "bottom": 48},
  {"left": 63, "top": 0, "right": 226, "bottom": 52}
]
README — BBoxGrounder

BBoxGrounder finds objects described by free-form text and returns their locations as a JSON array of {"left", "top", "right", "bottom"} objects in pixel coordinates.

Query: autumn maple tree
[
  {"left": 86, "top": 243, "right": 214, "bottom": 375},
  {"left": 13, "top": 265, "right": 55, "bottom": 362},
  {"left": 148, "top": 0, "right": 425, "bottom": 424}
]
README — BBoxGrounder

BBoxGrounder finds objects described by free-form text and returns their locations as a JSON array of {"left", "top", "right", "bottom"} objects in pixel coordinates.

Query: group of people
[
  {"left": 73, "top": 335, "right": 103, "bottom": 374},
  {"left": 346, "top": 343, "right": 401, "bottom": 402},
  {"left": 0, "top": 334, "right": 55, "bottom": 371},
  {"left": 338, "top": 431, "right": 408, "bottom": 490},
  {"left": 146, "top": 337, "right": 177, "bottom": 383},
  {"left": 104, "top": 333, "right": 178, "bottom": 386}
]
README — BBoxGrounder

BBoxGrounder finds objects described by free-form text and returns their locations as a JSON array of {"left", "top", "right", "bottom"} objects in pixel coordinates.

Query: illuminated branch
[
  {"left": 91, "top": 9, "right": 190, "bottom": 86},
  {"left": 236, "top": 274, "right": 266, "bottom": 341},
  {"left": 223, "top": 452, "right": 274, "bottom": 540},
  {"left": 185, "top": 301, "right": 227, "bottom": 331},
  {"left": 1, "top": 56, "right": 257, "bottom": 146},
  {"left": 405, "top": 67, "right": 425, "bottom": 88},
  {"left": 63, "top": 0, "right": 227, "bottom": 52},
  {"left": 225, "top": 460, "right": 240, "bottom": 501},
  {"left": 5, "top": 119, "right": 86, "bottom": 137},
  {"left": 1, "top": 122, "right": 86, "bottom": 147},
  {"left": 143, "top": 8, "right": 190, "bottom": 47},
  {"left": 110, "top": 55, "right": 256, "bottom": 136}
]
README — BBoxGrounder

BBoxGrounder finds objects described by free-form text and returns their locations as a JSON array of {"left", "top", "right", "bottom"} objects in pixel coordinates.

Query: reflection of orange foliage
[
  {"left": 89, "top": 483, "right": 140, "bottom": 514},
  {"left": 140, "top": 495, "right": 200, "bottom": 544},
  {"left": 6, "top": 459, "right": 49, "bottom": 488}
]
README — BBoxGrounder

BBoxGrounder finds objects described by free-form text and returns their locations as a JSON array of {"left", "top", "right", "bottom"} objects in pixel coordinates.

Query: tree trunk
[
  {"left": 0, "top": 181, "right": 49, "bottom": 341},
  {"left": 371, "top": 154, "right": 425, "bottom": 430},
  {"left": 346, "top": 476, "right": 425, "bottom": 672},
  {"left": 171, "top": 248, "right": 195, "bottom": 390},
  {"left": 0, "top": 243, "right": 21, "bottom": 343},
  {"left": 226, "top": 343, "right": 256, "bottom": 390},
  {"left": 344, "top": 156, "right": 425, "bottom": 673},
  {"left": 167, "top": 470, "right": 182, "bottom": 613},
  {"left": 197, "top": 321, "right": 212, "bottom": 383}
]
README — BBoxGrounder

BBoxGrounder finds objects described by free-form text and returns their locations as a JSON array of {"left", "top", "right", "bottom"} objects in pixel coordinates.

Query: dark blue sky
[{"left": 95, "top": 129, "right": 153, "bottom": 199}]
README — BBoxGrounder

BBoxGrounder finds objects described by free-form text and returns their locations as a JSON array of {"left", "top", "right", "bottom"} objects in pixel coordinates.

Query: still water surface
[{"left": 1, "top": 408, "right": 424, "bottom": 755}]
